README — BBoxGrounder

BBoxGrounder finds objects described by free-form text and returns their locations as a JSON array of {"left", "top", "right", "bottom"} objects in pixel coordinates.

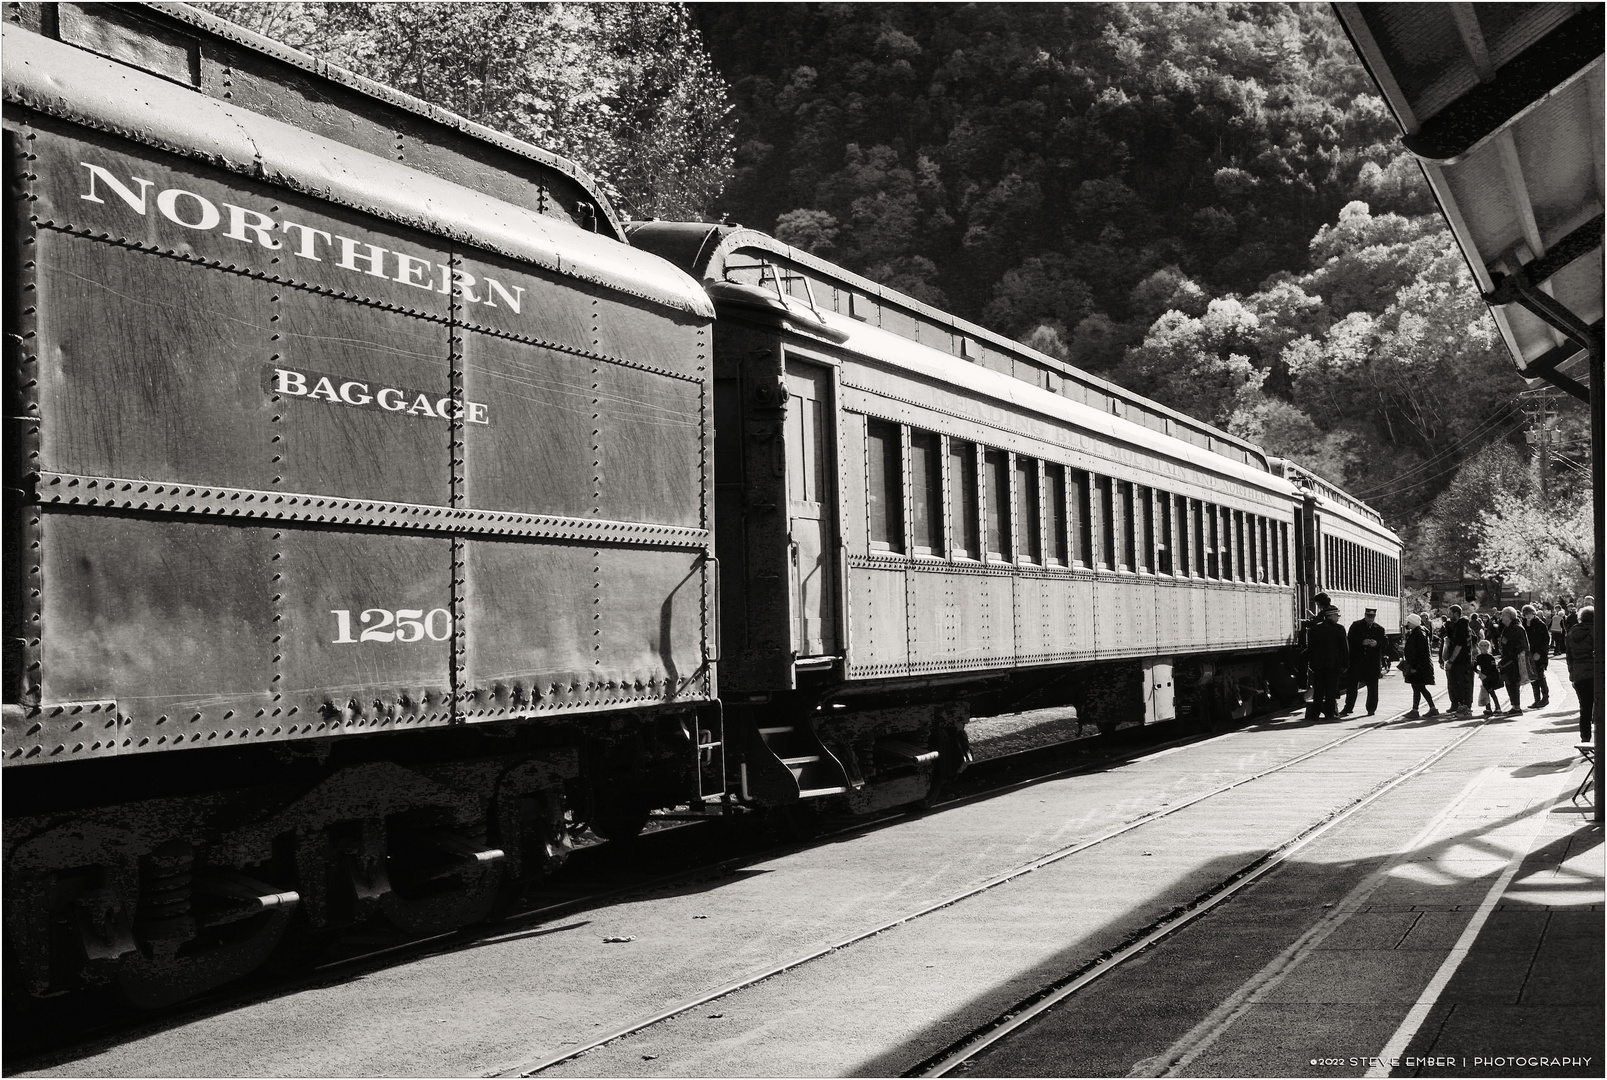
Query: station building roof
[{"left": 1333, "top": 3, "right": 1603, "bottom": 401}]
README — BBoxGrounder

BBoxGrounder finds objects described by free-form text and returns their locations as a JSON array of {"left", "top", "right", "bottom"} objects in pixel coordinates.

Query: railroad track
[
  {"left": 0, "top": 711, "right": 1242, "bottom": 1072},
  {"left": 489, "top": 703, "right": 1481, "bottom": 1078},
  {"left": 10, "top": 699, "right": 1462, "bottom": 1077}
]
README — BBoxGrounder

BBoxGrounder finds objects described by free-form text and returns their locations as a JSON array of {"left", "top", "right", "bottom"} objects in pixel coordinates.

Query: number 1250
[{"left": 331, "top": 608, "right": 453, "bottom": 643}]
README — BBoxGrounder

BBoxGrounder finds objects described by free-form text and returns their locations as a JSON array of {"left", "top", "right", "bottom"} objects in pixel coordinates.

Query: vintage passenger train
[{"left": 2, "top": 3, "right": 1402, "bottom": 1005}]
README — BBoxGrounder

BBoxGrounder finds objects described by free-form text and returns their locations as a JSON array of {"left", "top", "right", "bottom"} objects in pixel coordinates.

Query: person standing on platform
[
  {"left": 1303, "top": 591, "right": 1333, "bottom": 721},
  {"left": 1521, "top": 604, "right": 1551, "bottom": 709},
  {"left": 1474, "top": 641, "right": 1507, "bottom": 715},
  {"left": 1340, "top": 607, "right": 1395, "bottom": 716},
  {"left": 1401, "top": 613, "right": 1439, "bottom": 718},
  {"left": 1308, "top": 605, "right": 1349, "bottom": 721},
  {"left": 1441, "top": 604, "right": 1475, "bottom": 715},
  {"left": 1497, "top": 606, "right": 1529, "bottom": 716},
  {"left": 1567, "top": 606, "right": 1595, "bottom": 742}
]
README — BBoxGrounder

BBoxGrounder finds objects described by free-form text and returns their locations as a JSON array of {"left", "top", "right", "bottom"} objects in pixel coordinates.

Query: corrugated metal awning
[{"left": 1334, "top": 2, "right": 1602, "bottom": 400}]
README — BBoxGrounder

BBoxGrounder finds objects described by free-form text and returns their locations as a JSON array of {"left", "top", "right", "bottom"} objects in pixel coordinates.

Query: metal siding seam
[
  {"left": 591, "top": 299, "right": 602, "bottom": 680},
  {"left": 263, "top": 240, "right": 287, "bottom": 725},
  {"left": 903, "top": 425, "right": 914, "bottom": 675},
  {"left": 11, "top": 122, "right": 43, "bottom": 708},
  {"left": 449, "top": 253, "right": 467, "bottom": 722},
  {"left": 32, "top": 472, "right": 709, "bottom": 546},
  {"left": 698, "top": 325, "right": 712, "bottom": 693}
]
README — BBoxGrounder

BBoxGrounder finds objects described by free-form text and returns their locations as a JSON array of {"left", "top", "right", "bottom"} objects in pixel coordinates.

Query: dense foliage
[
  {"left": 195, "top": 2, "right": 734, "bottom": 220},
  {"left": 196, "top": 2, "right": 1591, "bottom": 596},
  {"left": 695, "top": 1, "right": 1591, "bottom": 594}
]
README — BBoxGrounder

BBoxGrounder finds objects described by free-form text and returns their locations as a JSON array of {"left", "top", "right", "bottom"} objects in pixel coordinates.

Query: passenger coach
[{"left": 632, "top": 224, "right": 1400, "bottom": 817}]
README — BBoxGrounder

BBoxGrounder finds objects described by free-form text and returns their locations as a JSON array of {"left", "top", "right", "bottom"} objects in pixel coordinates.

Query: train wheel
[{"left": 589, "top": 799, "right": 651, "bottom": 843}]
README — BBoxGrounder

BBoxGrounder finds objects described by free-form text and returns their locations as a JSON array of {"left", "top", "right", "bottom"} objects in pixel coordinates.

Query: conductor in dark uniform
[
  {"left": 1302, "top": 592, "right": 1334, "bottom": 721},
  {"left": 1340, "top": 607, "right": 1395, "bottom": 716},
  {"left": 1308, "top": 605, "right": 1350, "bottom": 721}
]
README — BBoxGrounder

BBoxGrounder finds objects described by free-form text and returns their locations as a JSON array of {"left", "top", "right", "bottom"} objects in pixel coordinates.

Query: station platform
[
  {"left": 16, "top": 671, "right": 1601, "bottom": 1079},
  {"left": 963, "top": 673, "right": 1604, "bottom": 1079}
]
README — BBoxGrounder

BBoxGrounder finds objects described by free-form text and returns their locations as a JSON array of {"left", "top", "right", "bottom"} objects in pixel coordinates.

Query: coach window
[
  {"left": 866, "top": 419, "right": 904, "bottom": 553},
  {"left": 1015, "top": 455, "right": 1041, "bottom": 563},
  {"left": 1228, "top": 511, "right": 1240, "bottom": 580},
  {"left": 985, "top": 449, "right": 1011, "bottom": 561},
  {"left": 1203, "top": 504, "right": 1218, "bottom": 578},
  {"left": 910, "top": 429, "right": 943, "bottom": 556},
  {"left": 1174, "top": 495, "right": 1189, "bottom": 576},
  {"left": 1193, "top": 500, "right": 1207, "bottom": 577},
  {"left": 1157, "top": 492, "right": 1173, "bottom": 575},
  {"left": 1279, "top": 521, "right": 1290, "bottom": 585},
  {"left": 1095, "top": 476, "right": 1115, "bottom": 569},
  {"left": 948, "top": 439, "right": 979, "bottom": 559},
  {"left": 1214, "top": 507, "right": 1227, "bottom": 581},
  {"left": 1124, "top": 475, "right": 1137, "bottom": 568},
  {"left": 1045, "top": 463, "right": 1068, "bottom": 566},
  {"left": 1131, "top": 488, "right": 1157, "bottom": 572},
  {"left": 1070, "top": 469, "right": 1092, "bottom": 566}
]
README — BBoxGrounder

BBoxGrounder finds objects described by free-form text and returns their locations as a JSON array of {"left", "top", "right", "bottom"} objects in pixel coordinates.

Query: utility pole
[{"left": 1522, "top": 387, "right": 1554, "bottom": 501}]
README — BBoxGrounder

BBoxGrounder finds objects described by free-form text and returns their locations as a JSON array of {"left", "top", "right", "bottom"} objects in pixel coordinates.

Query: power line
[
  {"left": 1352, "top": 413, "right": 1529, "bottom": 501},
  {"left": 1350, "top": 407, "right": 1522, "bottom": 498}
]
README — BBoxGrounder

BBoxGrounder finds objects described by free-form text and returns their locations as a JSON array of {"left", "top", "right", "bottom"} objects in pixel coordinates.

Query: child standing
[{"left": 1474, "top": 640, "right": 1505, "bottom": 715}]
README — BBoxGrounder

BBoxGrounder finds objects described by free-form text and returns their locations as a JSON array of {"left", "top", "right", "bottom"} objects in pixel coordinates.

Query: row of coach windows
[
  {"left": 866, "top": 420, "right": 1291, "bottom": 583},
  {"left": 1323, "top": 535, "right": 1399, "bottom": 595}
]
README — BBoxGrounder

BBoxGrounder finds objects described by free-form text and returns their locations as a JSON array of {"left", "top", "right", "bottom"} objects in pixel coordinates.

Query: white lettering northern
[
  {"left": 79, "top": 162, "right": 532, "bottom": 323},
  {"left": 281, "top": 221, "right": 331, "bottom": 261},
  {"left": 335, "top": 236, "right": 388, "bottom": 278},
  {"left": 223, "top": 203, "right": 282, "bottom": 248},
  {"left": 79, "top": 163, "right": 154, "bottom": 214},
  {"left": 156, "top": 188, "right": 221, "bottom": 230},
  {"left": 392, "top": 252, "right": 434, "bottom": 291},
  {"left": 484, "top": 278, "right": 525, "bottom": 314}
]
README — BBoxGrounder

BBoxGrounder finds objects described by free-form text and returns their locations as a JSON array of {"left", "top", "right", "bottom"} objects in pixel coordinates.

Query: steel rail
[
  {"left": 2, "top": 712, "right": 1261, "bottom": 1073},
  {"left": 910, "top": 714, "right": 1493, "bottom": 1077},
  {"left": 490, "top": 711, "right": 1415, "bottom": 1078}
]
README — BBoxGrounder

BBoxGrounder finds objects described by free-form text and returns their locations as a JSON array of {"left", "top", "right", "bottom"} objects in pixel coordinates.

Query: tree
[
  {"left": 1113, "top": 298, "right": 1266, "bottom": 425},
  {"left": 1410, "top": 444, "right": 1531, "bottom": 581},
  {"left": 1477, "top": 493, "right": 1594, "bottom": 596},
  {"left": 194, "top": 2, "right": 735, "bottom": 220}
]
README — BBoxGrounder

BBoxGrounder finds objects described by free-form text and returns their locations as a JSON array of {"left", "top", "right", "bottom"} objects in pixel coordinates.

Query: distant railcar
[
  {"left": 1273, "top": 458, "right": 1406, "bottom": 639},
  {"left": 631, "top": 222, "right": 1402, "bottom": 813},
  {"left": 3, "top": 3, "right": 718, "bottom": 1005}
]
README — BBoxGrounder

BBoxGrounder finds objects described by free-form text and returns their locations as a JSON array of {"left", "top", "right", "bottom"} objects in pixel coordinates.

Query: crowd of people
[{"left": 1303, "top": 592, "right": 1597, "bottom": 742}]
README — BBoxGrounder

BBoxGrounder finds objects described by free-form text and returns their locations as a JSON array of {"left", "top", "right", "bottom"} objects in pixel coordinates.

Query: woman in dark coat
[
  {"left": 1497, "top": 606, "right": 1530, "bottom": 715},
  {"left": 1567, "top": 606, "right": 1595, "bottom": 741},
  {"left": 1402, "top": 613, "right": 1439, "bottom": 718},
  {"left": 1522, "top": 603, "right": 1551, "bottom": 709}
]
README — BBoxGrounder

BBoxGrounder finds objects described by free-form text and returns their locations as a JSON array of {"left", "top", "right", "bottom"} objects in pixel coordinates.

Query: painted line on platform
[
  {"left": 1363, "top": 790, "right": 1566, "bottom": 1078},
  {"left": 491, "top": 712, "right": 1413, "bottom": 1077},
  {"left": 912, "top": 715, "right": 1491, "bottom": 1078},
  {"left": 1137, "top": 764, "right": 1502, "bottom": 1077}
]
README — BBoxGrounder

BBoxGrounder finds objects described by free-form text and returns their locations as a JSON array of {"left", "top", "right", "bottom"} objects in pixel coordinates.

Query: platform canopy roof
[{"left": 1333, "top": 3, "right": 1603, "bottom": 401}]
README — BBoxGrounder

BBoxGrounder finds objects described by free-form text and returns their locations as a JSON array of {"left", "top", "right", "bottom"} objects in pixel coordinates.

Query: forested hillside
[
  {"left": 693, "top": 1, "right": 1591, "bottom": 595},
  {"left": 194, "top": 1, "right": 1592, "bottom": 596}
]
